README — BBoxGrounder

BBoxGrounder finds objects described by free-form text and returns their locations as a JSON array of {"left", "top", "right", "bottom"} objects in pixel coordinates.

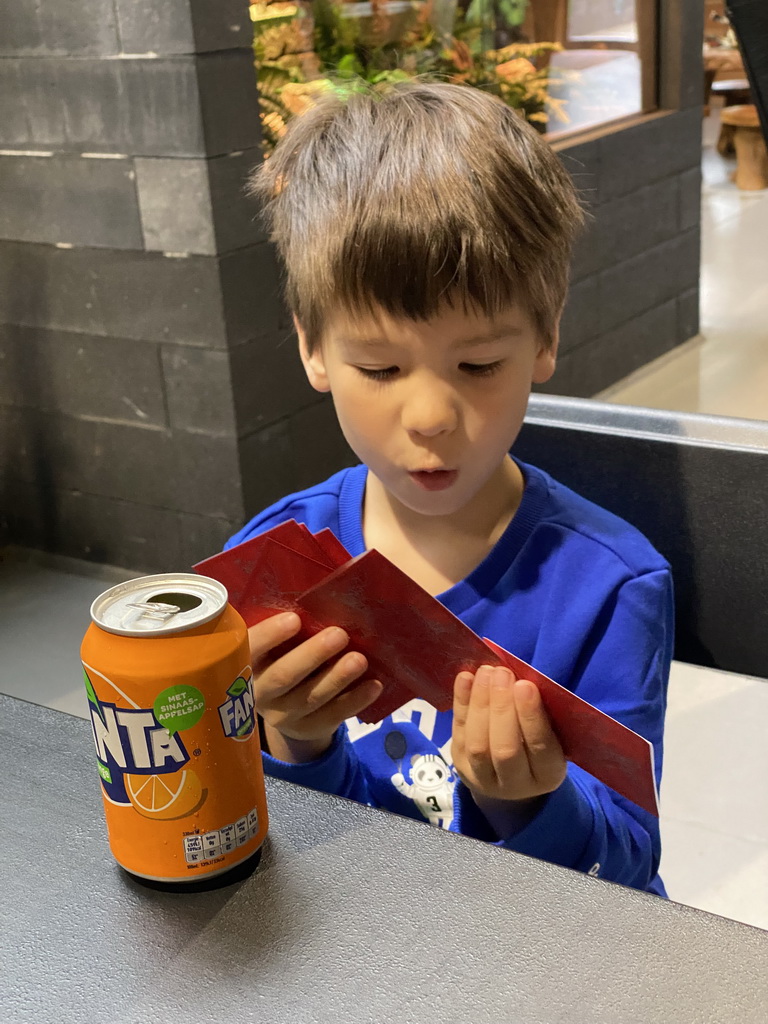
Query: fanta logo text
[
  {"left": 91, "top": 702, "right": 189, "bottom": 773},
  {"left": 219, "top": 673, "right": 255, "bottom": 739}
]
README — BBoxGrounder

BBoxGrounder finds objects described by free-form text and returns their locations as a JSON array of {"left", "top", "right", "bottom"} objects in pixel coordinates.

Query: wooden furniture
[
  {"left": 711, "top": 77, "right": 751, "bottom": 106},
  {"left": 719, "top": 104, "right": 768, "bottom": 189},
  {"left": 703, "top": 43, "right": 745, "bottom": 113},
  {"left": 714, "top": 80, "right": 752, "bottom": 155}
]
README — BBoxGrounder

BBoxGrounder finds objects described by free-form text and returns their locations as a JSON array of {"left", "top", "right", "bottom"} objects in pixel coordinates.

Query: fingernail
[
  {"left": 344, "top": 651, "right": 366, "bottom": 672},
  {"left": 476, "top": 664, "right": 494, "bottom": 684},
  {"left": 515, "top": 679, "right": 536, "bottom": 703},
  {"left": 492, "top": 666, "right": 512, "bottom": 687},
  {"left": 323, "top": 626, "right": 348, "bottom": 649},
  {"left": 278, "top": 612, "right": 300, "bottom": 630}
]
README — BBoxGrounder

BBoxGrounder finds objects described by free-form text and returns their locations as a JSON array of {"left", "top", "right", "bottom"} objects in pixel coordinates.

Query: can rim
[{"left": 90, "top": 573, "right": 228, "bottom": 637}]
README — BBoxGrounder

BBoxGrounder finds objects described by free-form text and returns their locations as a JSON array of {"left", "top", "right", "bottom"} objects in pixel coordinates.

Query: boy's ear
[
  {"left": 532, "top": 325, "right": 559, "bottom": 385},
  {"left": 295, "top": 315, "right": 331, "bottom": 393}
]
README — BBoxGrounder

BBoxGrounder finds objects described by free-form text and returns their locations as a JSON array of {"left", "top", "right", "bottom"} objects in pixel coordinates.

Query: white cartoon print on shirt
[{"left": 391, "top": 753, "right": 456, "bottom": 830}]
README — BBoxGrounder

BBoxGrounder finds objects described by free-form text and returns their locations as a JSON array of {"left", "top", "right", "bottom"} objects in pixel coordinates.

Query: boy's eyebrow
[{"left": 342, "top": 325, "right": 525, "bottom": 349}]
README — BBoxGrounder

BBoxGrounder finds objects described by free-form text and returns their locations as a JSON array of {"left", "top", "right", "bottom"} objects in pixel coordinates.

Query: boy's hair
[{"left": 249, "top": 80, "right": 585, "bottom": 351}]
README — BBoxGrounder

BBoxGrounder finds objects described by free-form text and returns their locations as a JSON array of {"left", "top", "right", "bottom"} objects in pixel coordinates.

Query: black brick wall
[
  {"left": 0, "top": 0, "right": 284, "bottom": 571},
  {"left": 0, "top": 0, "right": 704, "bottom": 571},
  {"left": 544, "top": 107, "right": 703, "bottom": 398}
]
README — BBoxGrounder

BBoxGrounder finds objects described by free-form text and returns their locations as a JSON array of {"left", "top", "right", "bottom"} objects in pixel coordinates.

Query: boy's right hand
[{"left": 249, "top": 611, "right": 382, "bottom": 765}]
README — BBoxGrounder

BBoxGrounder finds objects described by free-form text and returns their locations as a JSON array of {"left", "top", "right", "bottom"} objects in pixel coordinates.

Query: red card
[
  {"left": 193, "top": 520, "right": 320, "bottom": 606},
  {"left": 483, "top": 639, "right": 658, "bottom": 816},
  {"left": 235, "top": 538, "right": 334, "bottom": 627},
  {"left": 295, "top": 550, "right": 497, "bottom": 721},
  {"left": 195, "top": 526, "right": 658, "bottom": 816},
  {"left": 312, "top": 527, "right": 352, "bottom": 567}
]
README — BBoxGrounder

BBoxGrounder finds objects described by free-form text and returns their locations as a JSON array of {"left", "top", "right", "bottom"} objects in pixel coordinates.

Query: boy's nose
[{"left": 401, "top": 386, "right": 458, "bottom": 438}]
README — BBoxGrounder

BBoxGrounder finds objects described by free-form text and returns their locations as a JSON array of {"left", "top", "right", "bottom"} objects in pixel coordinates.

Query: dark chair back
[
  {"left": 516, "top": 396, "right": 768, "bottom": 679},
  {"left": 727, "top": 0, "right": 768, "bottom": 143}
]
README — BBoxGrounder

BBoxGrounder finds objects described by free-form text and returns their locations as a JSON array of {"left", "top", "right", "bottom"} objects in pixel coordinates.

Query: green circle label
[{"left": 154, "top": 684, "right": 205, "bottom": 736}]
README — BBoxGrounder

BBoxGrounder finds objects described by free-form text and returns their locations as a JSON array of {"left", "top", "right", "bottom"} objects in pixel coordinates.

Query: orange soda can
[{"left": 80, "top": 573, "right": 268, "bottom": 886}]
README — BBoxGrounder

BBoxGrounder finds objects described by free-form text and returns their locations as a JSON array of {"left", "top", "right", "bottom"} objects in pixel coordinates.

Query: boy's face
[{"left": 297, "top": 303, "right": 556, "bottom": 518}]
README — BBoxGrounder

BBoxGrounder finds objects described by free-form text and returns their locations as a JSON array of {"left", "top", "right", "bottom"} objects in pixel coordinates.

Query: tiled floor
[
  {"left": 2, "top": 549, "right": 766, "bottom": 931},
  {"left": 598, "top": 104, "right": 768, "bottom": 421}
]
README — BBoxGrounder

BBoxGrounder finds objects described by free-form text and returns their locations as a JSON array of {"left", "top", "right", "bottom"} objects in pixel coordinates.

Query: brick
[
  {"left": 229, "top": 328, "right": 316, "bottom": 436},
  {"left": 0, "top": 406, "right": 243, "bottom": 519},
  {"left": 600, "top": 110, "right": 702, "bottom": 201},
  {"left": 598, "top": 229, "right": 700, "bottom": 334},
  {"left": 135, "top": 150, "right": 264, "bottom": 256},
  {"left": 678, "top": 167, "right": 702, "bottom": 233},
  {"left": 208, "top": 148, "right": 266, "bottom": 253},
  {"left": 0, "top": 56, "right": 207, "bottom": 156},
  {"left": 160, "top": 345, "right": 236, "bottom": 435},
  {"left": 555, "top": 137, "right": 601, "bottom": 207},
  {"left": 239, "top": 398, "right": 355, "bottom": 518},
  {"left": 538, "top": 299, "right": 679, "bottom": 398},
  {"left": 559, "top": 276, "right": 600, "bottom": 355},
  {"left": 196, "top": 51, "right": 262, "bottom": 157},
  {"left": 0, "top": 155, "right": 142, "bottom": 250},
  {"left": 0, "top": 325, "right": 167, "bottom": 426},
  {"left": 135, "top": 158, "right": 216, "bottom": 254},
  {"left": 570, "top": 216, "right": 602, "bottom": 283},
  {"left": 0, "top": 477, "right": 236, "bottom": 572},
  {"left": 592, "top": 178, "right": 680, "bottom": 269},
  {"left": 677, "top": 286, "right": 700, "bottom": 343},
  {"left": 0, "top": 0, "right": 120, "bottom": 57},
  {"left": 122, "top": 58, "right": 206, "bottom": 156},
  {"left": 219, "top": 243, "right": 285, "bottom": 345},
  {"left": 0, "top": 241, "right": 227, "bottom": 346},
  {"left": 115, "top": 0, "right": 252, "bottom": 56}
]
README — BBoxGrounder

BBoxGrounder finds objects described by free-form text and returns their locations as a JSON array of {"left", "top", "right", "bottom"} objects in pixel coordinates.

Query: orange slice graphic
[{"left": 125, "top": 768, "right": 205, "bottom": 820}]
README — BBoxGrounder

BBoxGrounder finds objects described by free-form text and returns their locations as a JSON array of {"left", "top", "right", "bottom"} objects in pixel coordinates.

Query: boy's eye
[
  {"left": 356, "top": 366, "right": 399, "bottom": 381},
  {"left": 459, "top": 361, "right": 504, "bottom": 377}
]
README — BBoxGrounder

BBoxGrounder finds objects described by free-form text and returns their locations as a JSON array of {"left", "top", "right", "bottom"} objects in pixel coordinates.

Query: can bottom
[{"left": 119, "top": 843, "right": 264, "bottom": 893}]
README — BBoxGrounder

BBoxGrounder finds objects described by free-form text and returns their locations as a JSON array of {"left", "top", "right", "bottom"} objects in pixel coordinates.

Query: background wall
[{"left": 0, "top": 0, "right": 703, "bottom": 572}]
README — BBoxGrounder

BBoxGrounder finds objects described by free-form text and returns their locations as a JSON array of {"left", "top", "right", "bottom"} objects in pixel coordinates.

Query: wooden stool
[
  {"left": 719, "top": 105, "right": 768, "bottom": 190},
  {"left": 712, "top": 77, "right": 751, "bottom": 106}
]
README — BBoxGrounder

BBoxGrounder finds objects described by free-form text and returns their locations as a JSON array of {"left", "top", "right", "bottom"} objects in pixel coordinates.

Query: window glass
[{"left": 250, "top": 0, "right": 657, "bottom": 154}]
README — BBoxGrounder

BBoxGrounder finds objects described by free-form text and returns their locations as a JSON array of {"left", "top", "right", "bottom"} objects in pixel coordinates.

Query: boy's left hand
[{"left": 451, "top": 664, "right": 567, "bottom": 805}]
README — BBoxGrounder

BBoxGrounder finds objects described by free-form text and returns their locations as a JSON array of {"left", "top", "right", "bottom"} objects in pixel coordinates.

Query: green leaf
[
  {"left": 83, "top": 668, "right": 99, "bottom": 706},
  {"left": 227, "top": 676, "right": 248, "bottom": 698}
]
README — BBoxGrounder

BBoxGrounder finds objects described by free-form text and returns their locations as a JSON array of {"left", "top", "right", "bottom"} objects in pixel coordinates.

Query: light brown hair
[{"left": 249, "top": 80, "right": 584, "bottom": 351}]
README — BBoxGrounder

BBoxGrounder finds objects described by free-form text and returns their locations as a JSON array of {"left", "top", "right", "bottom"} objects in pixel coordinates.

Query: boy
[{"left": 227, "top": 81, "right": 673, "bottom": 895}]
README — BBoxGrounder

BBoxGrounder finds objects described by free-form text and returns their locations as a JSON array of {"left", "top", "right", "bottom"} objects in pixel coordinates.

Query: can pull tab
[{"left": 124, "top": 600, "right": 181, "bottom": 629}]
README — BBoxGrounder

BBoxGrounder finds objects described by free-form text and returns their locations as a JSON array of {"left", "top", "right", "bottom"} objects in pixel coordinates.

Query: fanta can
[{"left": 80, "top": 573, "right": 268, "bottom": 886}]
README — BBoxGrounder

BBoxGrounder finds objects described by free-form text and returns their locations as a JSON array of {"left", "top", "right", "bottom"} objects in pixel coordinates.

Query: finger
[
  {"left": 302, "top": 677, "right": 384, "bottom": 731},
  {"left": 488, "top": 666, "right": 525, "bottom": 786},
  {"left": 258, "top": 625, "right": 350, "bottom": 701},
  {"left": 292, "top": 649, "right": 371, "bottom": 715},
  {"left": 514, "top": 680, "right": 567, "bottom": 791},
  {"left": 463, "top": 665, "right": 496, "bottom": 786},
  {"left": 248, "top": 611, "right": 302, "bottom": 664},
  {"left": 452, "top": 671, "right": 474, "bottom": 731}
]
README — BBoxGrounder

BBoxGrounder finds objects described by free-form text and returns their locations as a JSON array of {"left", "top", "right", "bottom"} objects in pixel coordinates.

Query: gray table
[{"left": 2, "top": 694, "right": 766, "bottom": 1024}]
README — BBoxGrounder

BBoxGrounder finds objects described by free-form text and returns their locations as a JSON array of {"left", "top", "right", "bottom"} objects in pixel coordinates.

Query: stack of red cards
[{"left": 194, "top": 520, "right": 659, "bottom": 816}]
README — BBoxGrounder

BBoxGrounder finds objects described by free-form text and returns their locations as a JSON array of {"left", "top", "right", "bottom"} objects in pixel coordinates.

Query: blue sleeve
[
  {"left": 262, "top": 727, "right": 375, "bottom": 804},
  {"left": 454, "top": 569, "right": 673, "bottom": 893}
]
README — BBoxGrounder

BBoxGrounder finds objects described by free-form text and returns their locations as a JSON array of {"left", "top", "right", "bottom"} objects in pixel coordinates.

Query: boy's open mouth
[{"left": 409, "top": 470, "right": 458, "bottom": 491}]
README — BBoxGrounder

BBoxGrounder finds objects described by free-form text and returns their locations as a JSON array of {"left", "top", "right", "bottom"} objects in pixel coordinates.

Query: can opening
[{"left": 148, "top": 591, "right": 203, "bottom": 613}]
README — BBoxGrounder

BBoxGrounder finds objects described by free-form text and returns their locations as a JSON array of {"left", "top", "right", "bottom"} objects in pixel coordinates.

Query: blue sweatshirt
[{"left": 227, "top": 460, "right": 673, "bottom": 896}]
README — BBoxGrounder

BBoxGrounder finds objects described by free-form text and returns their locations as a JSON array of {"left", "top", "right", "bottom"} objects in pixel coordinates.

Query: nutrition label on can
[{"left": 183, "top": 808, "right": 259, "bottom": 863}]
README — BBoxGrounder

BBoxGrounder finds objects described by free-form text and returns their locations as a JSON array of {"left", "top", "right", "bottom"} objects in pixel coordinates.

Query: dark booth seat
[{"left": 518, "top": 394, "right": 768, "bottom": 680}]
